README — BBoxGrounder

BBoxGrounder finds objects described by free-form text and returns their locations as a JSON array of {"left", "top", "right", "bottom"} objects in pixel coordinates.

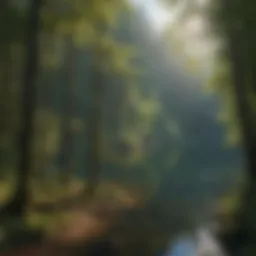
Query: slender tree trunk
[
  {"left": 0, "top": 48, "right": 12, "bottom": 180},
  {"left": 59, "top": 38, "right": 76, "bottom": 184},
  {"left": 217, "top": 1, "right": 256, "bottom": 254},
  {"left": 85, "top": 52, "right": 104, "bottom": 198},
  {"left": 2, "top": 0, "right": 43, "bottom": 217},
  {"left": 227, "top": 35, "right": 256, "bottom": 251},
  {"left": 0, "top": 0, "right": 14, "bottom": 179}
]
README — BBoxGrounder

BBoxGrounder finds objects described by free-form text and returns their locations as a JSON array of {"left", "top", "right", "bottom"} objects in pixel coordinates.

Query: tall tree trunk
[
  {"left": 217, "top": 0, "right": 256, "bottom": 254},
  {"left": 0, "top": 0, "right": 15, "bottom": 179},
  {"left": 59, "top": 38, "right": 75, "bottom": 184},
  {"left": 0, "top": 45, "right": 12, "bottom": 179},
  {"left": 2, "top": 0, "right": 43, "bottom": 217},
  {"left": 85, "top": 53, "right": 104, "bottom": 198}
]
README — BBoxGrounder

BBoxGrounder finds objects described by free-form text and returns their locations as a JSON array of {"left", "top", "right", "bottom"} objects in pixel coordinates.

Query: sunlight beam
[{"left": 128, "top": 0, "right": 215, "bottom": 69}]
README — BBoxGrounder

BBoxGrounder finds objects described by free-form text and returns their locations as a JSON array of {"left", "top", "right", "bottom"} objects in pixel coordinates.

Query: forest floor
[
  {"left": 0, "top": 180, "right": 173, "bottom": 256},
  {"left": 0, "top": 179, "right": 141, "bottom": 233}
]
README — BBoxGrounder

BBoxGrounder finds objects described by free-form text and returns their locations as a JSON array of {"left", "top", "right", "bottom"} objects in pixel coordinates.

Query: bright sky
[
  {"left": 128, "top": 0, "right": 178, "bottom": 32},
  {"left": 128, "top": 0, "right": 216, "bottom": 69}
]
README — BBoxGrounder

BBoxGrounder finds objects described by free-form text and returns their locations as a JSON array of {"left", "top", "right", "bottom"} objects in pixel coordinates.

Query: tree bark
[
  {"left": 217, "top": 0, "right": 256, "bottom": 254},
  {"left": 85, "top": 53, "right": 104, "bottom": 198},
  {"left": 1, "top": 0, "right": 43, "bottom": 217},
  {"left": 59, "top": 38, "right": 76, "bottom": 184}
]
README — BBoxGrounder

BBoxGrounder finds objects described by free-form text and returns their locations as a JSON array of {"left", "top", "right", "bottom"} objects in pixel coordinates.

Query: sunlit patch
[
  {"left": 127, "top": 0, "right": 175, "bottom": 32},
  {"left": 144, "top": 0, "right": 175, "bottom": 32},
  {"left": 128, "top": 0, "right": 216, "bottom": 71},
  {"left": 185, "top": 16, "right": 205, "bottom": 37},
  {"left": 197, "top": 0, "right": 211, "bottom": 7}
]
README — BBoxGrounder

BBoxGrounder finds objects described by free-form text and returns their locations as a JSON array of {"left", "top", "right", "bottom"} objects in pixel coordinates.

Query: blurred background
[{"left": 0, "top": 0, "right": 254, "bottom": 255}]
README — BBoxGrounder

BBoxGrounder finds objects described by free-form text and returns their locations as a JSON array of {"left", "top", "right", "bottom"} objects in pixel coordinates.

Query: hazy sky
[
  {"left": 128, "top": 0, "right": 177, "bottom": 32},
  {"left": 128, "top": 0, "right": 217, "bottom": 71}
]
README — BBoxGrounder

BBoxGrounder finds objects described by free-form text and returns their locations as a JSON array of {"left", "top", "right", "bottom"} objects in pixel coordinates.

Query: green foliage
[
  {"left": 39, "top": 0, "right": 163, "bottom": 186},
  {"left": 103, "top": 84, "right": 161, "bottom": 167},
  {"left": 164, "top": 0, "right": 255, "bottom": 148},
  {"left": 29, "top": 109, "right": 60, "bottom": 181},
  {"left": 0, "top": 0, "right": 182, "bottom": 226},
  {"left": 216, "top": 188, "right": 242, "bottom": 216},
  {"left": 0, "top": 3, "right": 197, "bottom": 254},
  {"left": 33, "top": 109, "right": 60, "bottom": 159},
  {"left": 162, "top": 0, "right": 242, "bottom": 148},
  {"left": 210, "top": 0, "right": 256, "bottom": 147},
  {"left": 206, "top": 52, "right": 256, "bottom": 148},
  {"left": 95, "top": 35, "right": 139, "bottom": 77},
  {"left": 206, "top": 57, "right": 242, "bottom": 147},
  {"left": 39, "top": 0, "right": 153, "bottom": 175},
  {"left": 41, "top": 0, "right": 132, "bottom": 68}
]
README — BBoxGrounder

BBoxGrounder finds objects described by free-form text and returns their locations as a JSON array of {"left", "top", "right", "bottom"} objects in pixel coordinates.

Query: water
[
  {"left": 162, "top": 226, "right": 227, "bottom": 256},
  {"left": 163, "top": 234, "right": 196, "bottom": 256}
]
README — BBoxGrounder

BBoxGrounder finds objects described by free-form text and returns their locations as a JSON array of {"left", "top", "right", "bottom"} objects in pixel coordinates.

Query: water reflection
[
  {"left": 164, "top": 225, "right": 227, "bottom": 256},
  {"left": 164, "top": 233, "right": 196, "bottom": 256}
]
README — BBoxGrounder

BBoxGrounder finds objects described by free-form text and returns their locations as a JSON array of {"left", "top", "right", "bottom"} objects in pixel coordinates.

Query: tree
[
  {"left": 0, "top": 1, "right": 24, "bottom": 179},
  {"left": 162, "top": 0, "right": 256, "bottom": 251},
  {"left": 206, "top": 57, "right": 241, "bottom": 147},
  {"left": 59, "top": 39, "right": 76, "bottom": 184},
  {"left": 211, "top": 0, "right": 256, "bottom": 253},
  {"left": 32, "top": 109, "right": 60, "bottom": 183},
  {"left": 40, "top": 0, "right": 139, "bottom": 197},
  {"left": 2, "top": 0, "right": 43, "bottom": 217},
  {"left": 174, "top": 0, "right": 256, "bottom": 253}
]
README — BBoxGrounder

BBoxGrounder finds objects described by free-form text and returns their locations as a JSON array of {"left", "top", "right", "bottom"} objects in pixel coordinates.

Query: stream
[{"left": 163, "top": 226, "right": 227, "bottom": 256}]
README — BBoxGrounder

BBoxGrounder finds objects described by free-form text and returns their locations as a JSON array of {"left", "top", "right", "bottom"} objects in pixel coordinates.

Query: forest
[{"left": 0, "top": 0, "right": 255, "bottom": 255}]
